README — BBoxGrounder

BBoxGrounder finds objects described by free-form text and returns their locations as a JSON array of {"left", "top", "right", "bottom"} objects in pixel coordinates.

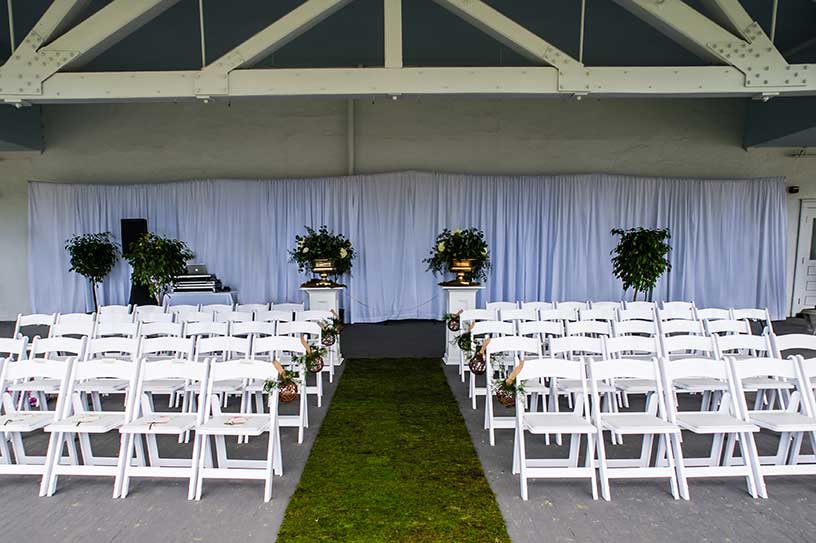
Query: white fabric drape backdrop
[{"left": 28, "top": 172, "right": 787, "bottom": 322}]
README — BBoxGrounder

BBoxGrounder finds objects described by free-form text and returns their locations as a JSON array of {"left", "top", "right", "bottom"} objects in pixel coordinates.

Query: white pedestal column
[
  {"left": 442, "top": 285, "right": 485, "bottom": 365},
  {"left": 300, "top": 286, "right": 345, "bottom": 363}
]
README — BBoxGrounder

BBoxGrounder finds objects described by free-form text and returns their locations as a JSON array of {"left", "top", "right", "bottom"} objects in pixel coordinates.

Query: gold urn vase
[
  {"left": 441, "top": 259, "right": 479, "bottom": 286},
  {"left": 301, "top": 258, "right": 342, "bottom": 288}
]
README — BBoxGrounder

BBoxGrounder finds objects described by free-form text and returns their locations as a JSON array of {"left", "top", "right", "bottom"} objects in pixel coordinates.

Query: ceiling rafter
[
  {"left": 195, "top": 0, "right": 354, "bottom": 97},
  {"left": 698, "top": 0, "right": 754, "bottom": 40},
  {"left": 0, "top": 0, "right": 181, "bottom": 97},
  {"left": 612, "top": 0, "right": 799, "bottom": 89}
]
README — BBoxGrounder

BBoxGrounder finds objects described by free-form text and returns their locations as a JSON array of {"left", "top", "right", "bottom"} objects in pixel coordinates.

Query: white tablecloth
[{"left": 164, "top": 291, "right": 236, "bottom": 307}]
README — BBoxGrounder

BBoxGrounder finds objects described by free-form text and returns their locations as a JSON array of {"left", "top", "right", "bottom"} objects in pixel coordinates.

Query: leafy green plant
[
  {"left": 65, "top": 232, "right": 121, "bottom": 311},
  {"left": 610, "top": 227, "right": 672, "bottom": 302},
  {"left": 293, "top": 345, "right": 328, "bottom": 373},
  {"left": 263, "top": 369, "right": 301, "bottom": 392},
  {"left": 424, "top": 228, "right": 491, "bottom": 281},
  {"left": 320, "top": 314, "right": 343, "bottom": 345},
  {"left": 124, "top": 233, "right": 194, "bottom": 304},
  {"left": 289, "top": 225, "right": 355, "bottom": 276}
]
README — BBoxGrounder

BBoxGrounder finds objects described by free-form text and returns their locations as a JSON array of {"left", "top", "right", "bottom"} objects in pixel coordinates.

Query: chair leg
[
  {"left": 195, "top": 437, "right": 209, "bottom": 500},
  {"left": 188, "top": 434, "right": 203, "bottom": 501},
  {"left": 119, "top": 433, "right": 138, "bottom": 499},
  {"left": 669, "top": 433, "right": 689, "bottom": 500},
  {"left": 741, "top": 432, "right": 768, "bottom": 499},
  {"left": 586, "top": 434, "right": 599, "bottom": 500},
  {"left": 112, "top": 433, "right": 131, "bottom": 499},
  {"left": 39, "top": 431, "right": 63, "bottom": 497},
  {"left": 596, "top": 430, "right": 611, "bottom": 501}
]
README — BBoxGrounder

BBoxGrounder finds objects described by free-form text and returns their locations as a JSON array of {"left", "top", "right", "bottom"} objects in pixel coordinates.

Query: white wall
[{"left": 0, "top": 97, "right": 813, "bottom": 320}]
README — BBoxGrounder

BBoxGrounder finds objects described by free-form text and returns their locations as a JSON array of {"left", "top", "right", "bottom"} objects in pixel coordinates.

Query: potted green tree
[
  {"left": 610, "top": 227, "right": 672, "bottom": 302},
  {"left": 424, "top": 228, "right": 491, "bottom": 286},
  {"left": 289, "top": 225, "right": 355, "bottom": 288},
  {"left": 124, "top": 233, "right": 194, "bottom": 304},
  {"left": 64, "top": 232, "right": 121, "bottom": 312}
]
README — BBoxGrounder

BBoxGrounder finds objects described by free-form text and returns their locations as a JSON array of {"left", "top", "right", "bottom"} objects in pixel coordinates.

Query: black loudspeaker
[{"left": 121, "top": 218, "right": 148, "bottom": 257}]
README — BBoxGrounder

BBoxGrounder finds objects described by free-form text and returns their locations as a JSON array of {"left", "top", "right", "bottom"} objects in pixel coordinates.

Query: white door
[{"left": 792, "top": 200, "right": 816, "bottom": 315}]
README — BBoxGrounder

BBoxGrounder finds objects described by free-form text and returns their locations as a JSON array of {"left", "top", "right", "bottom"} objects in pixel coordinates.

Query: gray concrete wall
[{"left": 1, "top": 97, "right": 813, "bottom": 319}]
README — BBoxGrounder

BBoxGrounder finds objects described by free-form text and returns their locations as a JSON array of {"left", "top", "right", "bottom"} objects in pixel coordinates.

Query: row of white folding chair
[
  {"left": 492, "top": 336, "right": 816, "bottom": 501},
  {"left": 0, "top": 351, "right": 293, "bottom": 501}
]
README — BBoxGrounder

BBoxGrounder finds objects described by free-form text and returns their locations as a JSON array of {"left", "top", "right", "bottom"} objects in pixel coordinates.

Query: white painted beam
[
  {"left": 195, "top": 0, "right": 353, "bottom": 96},
  {"left": 1, "top": 64, "right": 808, "bottom": 104},
  {"left": 0, "top": 0, "right": 178, "bottom": 96},
  {"left": 612, "top": 0, "right": 796, "bottom": 89},
  {"left": 42, "top": 0, "right": 183, "bottom": 69},
  {"left": 384, "top": 0, "right": 403, "bottom": 68},
  {"left": 431, "top": 0, "right": 580, "bottom": 72},
  {"left": 698, "top": 0, "right": 754, "bottom": 39}
]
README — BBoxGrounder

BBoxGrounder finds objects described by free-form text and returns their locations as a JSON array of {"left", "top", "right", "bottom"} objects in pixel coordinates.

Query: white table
[
  {"left": 164, "top": 291, "right": 236, "bottom": 307},
  {"left": 442, "top": 285, "right": 485, "bottom": 365}
]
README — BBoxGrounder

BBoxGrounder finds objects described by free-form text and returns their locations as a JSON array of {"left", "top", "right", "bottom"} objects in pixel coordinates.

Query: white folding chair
[
  {"left": 256, "top": 310, "right": 294, "bottom": 325},
  {"left": 591, "top": 301, "right": 622, "bottom": 310},
  {"left": 277, "top": 321, "right": 328, "bottom": 399},
  {"left": 624, "top": 301, "right": 656, "bottom": 311},
  {"left": 215, "top": 311, "right": 253, "bottom": 324},
  {"left": 96, "top": 311, "right": 135, "bottom": 324},
  {"left": 137, "top": 312, "right": 174, "bottom": 324},
  {"left": 719, "top": 335, "right": 788, "bottom": 410},
  {"left": 518, "top": 320, "right": 564, "bottom": 356},
  {"left": 0, "top": 337, "right": 28, "bottom": 361},
  {"left": 79, "top": 337, "right": 141, "bottom": 411},
  {"left": 168, "top": 304, "right": 201, "bottom": 315},
  {"left": 694, "top": 308, "right": 731, "bottom": 321},
  {"left": 184, "top": 321, "right": 229, "bottom": 338},
  {"left": 731, "top": 308, "right": 774, "bottom": 335},
  {"left": 704, "top": 319, "right": 752, "bottom": 336},
  {"left": 611, "top": 319, "right": 656, "bottom": 337},
  {"left": 138, "top": 321, "right": 183, "bottom": 338},
  {"left": 538, "top": 308, "right": 576, "bottom": 323},
  {"left": 549, "top": 336, "right": 608, "bottom": 415},
  {"left": 177, "top": 311, "right": 215, "bottom": 324},
  {"left": 520, "top": 301, "right": 554, "bottom": 313},
  {"left": 486, "top": 301, "right": 518, "bottom": 313},
  {"left": 115, "top": 356, "right": 210, "bottom": 499},
  {"left": 727, "top": 356, "right": 816, "bottom": 489},
  {"left": 484, "top": 336, "right": 541, "bottom": 446},
  {"left": 13, "top": 337, "right": 87, "bottom": 411},
  {"left": 512, "top": 357, "right": 598, "bottom": 500},
  {"left": 134, "top": 305, "right": 166, "bottom": 319},
  {"left": 657, "top": 301, "right": 697, "bottom": 321},
  {"left": 499, "top": 308, "right": 537, "bottom": 328},
  {"left": 192, "top": 358, "right": 282, "bottom": 502},
  {"left": 272, "top": 303, "right": 305, "bottom": 316},
  {"left": 39, "top": 357, "right": 143, "bottom": 497},
  {"left": 236, "top": 303, "right": 270, "bottom": 315},
  {"left": 200, "top": 304, "right": 235, "bottom": 315},
  {"left": 658, "top": 319, "right": 704, "bottom": 336},
  {"left": 139, "top": 336, "right": 196, "bottom": 411},
  {"left": 0, "top": 356, "right": 78, "bottom": 474},
  {"left": 554, "top": 301, "right": 588, "bottom": 321},
  {"left": 94, "top": 321, "right": 139, "bottom": 338},
  {"left": 465, "top": 321, "right": 515, "bottom": 408},
  {"left": 230, "top": 321, "right": 277, "bottom": 339},
  {"left": 578, "top": 307, "right": 616, "bottom": 322},
  {"left": 566, "top": 320, "right": 611, "bottom": 338},
  {"left": 606, "top": 335, "right": 662, "bottom": 403},
  {"left": 194, "top": 336, "right": 252, "bottom": 409},
  {"left": 588, "top": 356, "right": 684, "bottom": 501},
  {"left": 251, "top": 336, "right": 309, "bottom": 443},
  {"left": 49, "top": 318, "right": 96, "bottom": 339},
  {"left": 659, "top": 356, "right": 763, "bottom": 498},
  {"left": 12, "top": 313, "right": 57, "bottom": 340},
  {"left": 616, "top": 307, "right": 655, "bottom": 322}
]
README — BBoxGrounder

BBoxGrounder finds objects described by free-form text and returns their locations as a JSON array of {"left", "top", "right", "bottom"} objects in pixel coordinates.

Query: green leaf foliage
[
  {"left": 610, "top": 227, "right": 672, "bottom": 301},
  {"left": 289, "top": 225, "right": 355, "bottom": 276},
  {"left": 124, "top": 233, "right": 194, "bottom": 303},
  {"left": 424, "top": 228, "right": 491, "bottom": 281},
  {"left": 65, "top": 232, "right": 120, "bottom": 285}
]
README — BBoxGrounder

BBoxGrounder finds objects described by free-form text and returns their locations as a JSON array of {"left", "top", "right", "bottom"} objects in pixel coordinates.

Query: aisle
[{"left": 276, "top": 358, "right": 509, "bottom": 543}]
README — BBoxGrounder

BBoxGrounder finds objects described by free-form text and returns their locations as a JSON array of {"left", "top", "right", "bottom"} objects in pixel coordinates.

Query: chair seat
[
  {"left": 73, "top": 379, "right": 128, "bottom": 393},
  {"left": 120, "top": 414, "right": 197, "bottom": 435},
  {"left": 600, "top": 413, "right": 680, "bottom": 435},
  {"left": 676, "top": 412, "right": 759, "bottom": 434},
  {"left": 674, "top": 377, "right": 728, "bottom": 393},
  {"left": 559, "top": 379, "right": 613, "bottom": 394},
  {"left": 6, "top": 378, "right": 60, "bottom": 392},
  {"left": 614, "top": 379, "right": 656, "bottom": 394},
  {"left": 196, "top": 415, "right": 270, "bottom": 436},
  {"left": 0, "top": 412, "right": 56, "bottom": 432},
  {"left": 748, "top": 411, "right": 816, "bottom": 432},
  {"left": 143, "top": 379, "right": 185, "bottom": 394},
  {"left": 523, "top": 413, "right": 596, "bottom": 434},
  {"left": 46, "top": 413, "right": 126, "bottom": 433},
  {"left": 742, "top": 377, "right": 794, "bottom": 391}
]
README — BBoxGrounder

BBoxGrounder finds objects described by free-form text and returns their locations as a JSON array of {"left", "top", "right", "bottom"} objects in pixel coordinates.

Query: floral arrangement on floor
[
  {"left": 289, "top": 225, "right": 355, "bottom": 277},
  {"left": 424, "top": 228, "right": 491, "bottom": 284}
]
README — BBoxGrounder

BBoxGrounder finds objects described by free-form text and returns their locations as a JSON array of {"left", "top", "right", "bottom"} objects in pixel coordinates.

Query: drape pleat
[{"left": 28, "top": 172, "right": 787, "bottom": 322}]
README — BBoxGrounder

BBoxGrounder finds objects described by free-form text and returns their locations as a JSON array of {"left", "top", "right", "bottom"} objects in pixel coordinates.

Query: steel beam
[
  {"left": 0, "top": 0, "right": 179, "bottom": 96},
  {"left": 195, "top": 0, "right": 354, "bottom": 96},
  {"left": 431, "top": 0, "right": 580, "bottom": 72},
  {"left": 613, "top": 0, "right": 796, "bottom": 89},
  {"left": 384, "top": 0, "right": 403, "bottom": 68},
  {"left": 698, "top": 0, "right": 754, "bottom": 39},
  {"left": 0, "top": 64, "right": 805, "bottom": 104}
]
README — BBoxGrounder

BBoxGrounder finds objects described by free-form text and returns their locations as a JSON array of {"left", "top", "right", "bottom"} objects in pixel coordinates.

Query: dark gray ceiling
[{"left": 0, "top": 0, "right": 814, "bottom": 70}]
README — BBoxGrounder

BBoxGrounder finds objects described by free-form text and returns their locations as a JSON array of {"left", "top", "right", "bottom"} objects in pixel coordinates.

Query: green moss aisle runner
[{"left": 277, "top": 358, "right": 510, "bottom": 543}]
